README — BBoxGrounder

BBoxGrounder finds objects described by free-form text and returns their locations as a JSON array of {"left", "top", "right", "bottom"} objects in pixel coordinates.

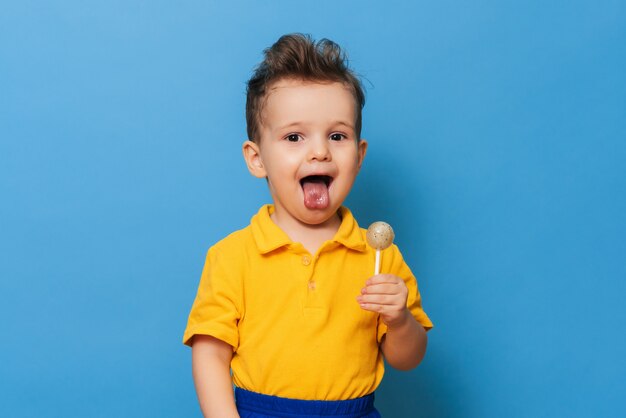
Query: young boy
[{"left": 183, "top": 33, "right": 433, "bottom": 418}]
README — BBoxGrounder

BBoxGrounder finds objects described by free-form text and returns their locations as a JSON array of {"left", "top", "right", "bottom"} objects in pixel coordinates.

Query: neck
[{"left": 271, "top": 210, "right": 342, "bottom": 255}]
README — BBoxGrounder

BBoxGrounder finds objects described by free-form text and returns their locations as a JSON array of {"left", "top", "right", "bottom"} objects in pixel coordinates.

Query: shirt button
[
  {"left": 308, "top": 281, "right": 316, "bottom": 290},
  {"left": 302, "top": 255, "right": 311, "bottom": 266}
]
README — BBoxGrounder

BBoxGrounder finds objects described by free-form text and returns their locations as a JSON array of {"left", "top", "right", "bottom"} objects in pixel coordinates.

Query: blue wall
[{"left": 1, "top": 1, "right": 624, "bottom": 417}]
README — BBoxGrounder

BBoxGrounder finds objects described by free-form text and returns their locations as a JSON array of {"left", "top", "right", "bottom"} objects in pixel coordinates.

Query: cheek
[
  {"left": 335, "top": 162, "right": 359, "bottom": 187},
  {"left": 339, "top": 153, "right": 361, "bottom": 172}
]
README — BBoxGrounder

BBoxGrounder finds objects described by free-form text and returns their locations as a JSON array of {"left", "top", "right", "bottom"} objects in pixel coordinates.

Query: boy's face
[{"left": 243, "top": 79, "right": 367, "bottom": 227}]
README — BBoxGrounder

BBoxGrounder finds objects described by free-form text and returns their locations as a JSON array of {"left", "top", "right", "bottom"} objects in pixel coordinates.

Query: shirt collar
[
  {"left": 250, "top": 205, "right": 367, "bottom": 254},
  {"left": 333, "top": 206, "right": 368, "bottom": 252},
  {"left": 250, "top": 205, "right": 292, "bottom": 254}
]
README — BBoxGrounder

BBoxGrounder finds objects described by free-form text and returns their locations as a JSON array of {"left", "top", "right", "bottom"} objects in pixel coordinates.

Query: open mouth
[
  {"left": 299, "top": 175, "right": 333, "bottom": 188},
  {"left": 300, "top": 175, "right": 333, "bottom": 209}
]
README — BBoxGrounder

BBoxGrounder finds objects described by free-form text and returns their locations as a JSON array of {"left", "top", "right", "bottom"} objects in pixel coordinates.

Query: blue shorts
[{"left": 235, "top": 387, "right": 382, "bottom": 418}]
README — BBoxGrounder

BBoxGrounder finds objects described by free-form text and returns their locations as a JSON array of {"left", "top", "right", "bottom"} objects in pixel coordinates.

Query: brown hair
[{"left": 246, "top": 33, "right": 365, "bottom": 142}]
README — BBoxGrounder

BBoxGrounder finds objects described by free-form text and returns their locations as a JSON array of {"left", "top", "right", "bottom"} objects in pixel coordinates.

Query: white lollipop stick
[
  {"left": 375, "top": 250, "right": 381, "bottom": 275},
  {"left": 366, "top": 222, "right": 395, "bottom": 276}
]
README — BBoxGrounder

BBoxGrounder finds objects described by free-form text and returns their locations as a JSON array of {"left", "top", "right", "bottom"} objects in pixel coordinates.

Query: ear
[
  {"left": 356, "top": 138, "right": 368, "bottom": 170},
  {"left": 242, "top": 140, "right": 267, "bottom": 178}
]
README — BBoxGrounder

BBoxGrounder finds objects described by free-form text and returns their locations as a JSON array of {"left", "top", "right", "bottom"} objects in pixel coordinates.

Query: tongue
[{"left": 302, "top": 180, "right": 330, "bottom": 209}]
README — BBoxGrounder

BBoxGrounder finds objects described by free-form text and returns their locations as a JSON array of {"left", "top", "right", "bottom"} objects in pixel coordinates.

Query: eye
[
  {"left": 330, "top": 133, "right": 347, "bottom": 141},
  {"left": 285, "top": 134, "right": 301, "bottom": 142}
]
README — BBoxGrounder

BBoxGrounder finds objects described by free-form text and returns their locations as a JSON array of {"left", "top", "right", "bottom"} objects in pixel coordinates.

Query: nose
[{"left": 308, "top": 137, "right": 331, "bottom": 162}]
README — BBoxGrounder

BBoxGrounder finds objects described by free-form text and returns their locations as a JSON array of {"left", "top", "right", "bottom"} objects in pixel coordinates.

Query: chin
[{"left": 299, "top": 206, "right": 341, "bottom": 225}]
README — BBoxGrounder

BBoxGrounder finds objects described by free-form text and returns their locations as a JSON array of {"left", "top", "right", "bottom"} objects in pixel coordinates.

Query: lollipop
[{"left": 366, "top": 221, "right": 395, "bottom": 275}]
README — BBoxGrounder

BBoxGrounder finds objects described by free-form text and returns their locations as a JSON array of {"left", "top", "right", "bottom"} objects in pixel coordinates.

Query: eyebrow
[
  {"left": 332, "top": 121, "right": 355, "bottom": 130},
  {"left": 276, "top": 121, "right": 304, "bottom": 131},
  {"left": 276, "top": 121, "right": 355, "bottom": 131}
]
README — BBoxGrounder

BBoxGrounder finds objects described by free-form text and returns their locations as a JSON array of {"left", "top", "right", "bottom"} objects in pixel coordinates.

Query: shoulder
[
  {"left": 380, "top": 242, "right": 411, "bottom": 274},
  {"left": 208, "top": 223, "right": 256, "bottom": 260},
  {"left": 197, "top": 224, "right": 256, "bottom": 287}
]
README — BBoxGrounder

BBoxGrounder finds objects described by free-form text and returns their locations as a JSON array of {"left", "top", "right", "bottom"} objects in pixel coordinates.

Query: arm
[
  {"left": 379, "top": 309, "right": 427, "bottom": 370},
  {"left": 191, "top": 335, "right": 240, "bottom": 418},
  {"left": 357, "top": 274, "right": 428, "bottom": 370}
]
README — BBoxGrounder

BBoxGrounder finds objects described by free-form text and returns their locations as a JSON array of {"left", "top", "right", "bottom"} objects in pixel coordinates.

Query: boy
[{"left": 183, "top": 33, "right": 433, "bottom": 418}]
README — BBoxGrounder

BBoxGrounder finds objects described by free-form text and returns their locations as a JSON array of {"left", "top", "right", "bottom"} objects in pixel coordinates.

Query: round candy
[{"left": 366, "top": 221, "right": 395, "bottom": 250}]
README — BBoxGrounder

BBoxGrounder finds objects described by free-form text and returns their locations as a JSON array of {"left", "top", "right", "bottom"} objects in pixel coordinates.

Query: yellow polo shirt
[{"left": 183, "top": 205, "right": 432, "bottom": 401}]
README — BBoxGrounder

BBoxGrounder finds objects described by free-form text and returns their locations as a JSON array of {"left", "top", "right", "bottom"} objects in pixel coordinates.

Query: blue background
[{"left": 1, "top": 1, "right": 625, "bottom": 417}]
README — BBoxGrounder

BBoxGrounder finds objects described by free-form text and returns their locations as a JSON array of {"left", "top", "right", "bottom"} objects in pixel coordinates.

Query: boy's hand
[{"left": 357, "top": 274, "right": 411, "bottom": 328}]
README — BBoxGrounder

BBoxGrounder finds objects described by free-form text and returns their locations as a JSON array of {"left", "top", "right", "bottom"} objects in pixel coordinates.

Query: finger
[
  {"left": 358, "top": 302, "right": 385, "bottom": 313},
  {"left": 358, "top": 301, "right": 406, "bottom": 317},
  {"left": 357, "top": 294, "right": 402, "bottom": 306},
  {"left": 365, "top": 274, "right": 403, "bottom": 286},
  {"left": 361, "top": 283, "right": 404, "bottom": 295}
]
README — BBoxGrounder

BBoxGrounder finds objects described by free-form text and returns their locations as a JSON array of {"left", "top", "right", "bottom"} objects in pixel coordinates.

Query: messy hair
[{"left": 246, "top": 33, "right": 365, "bottom": 143}]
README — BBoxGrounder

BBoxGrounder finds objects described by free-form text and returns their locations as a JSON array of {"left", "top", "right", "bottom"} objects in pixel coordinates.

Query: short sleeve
[
  {"left": 182, "top": 245, "right": 243, "bottom": 349},
  {"left": 376, "top": 244, "right": 433, "bottom": 343}
]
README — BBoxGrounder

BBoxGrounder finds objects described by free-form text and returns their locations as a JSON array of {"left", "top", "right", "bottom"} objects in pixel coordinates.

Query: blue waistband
[{"left": 235, "top": 387, "right": 378, "bottom": 418}]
